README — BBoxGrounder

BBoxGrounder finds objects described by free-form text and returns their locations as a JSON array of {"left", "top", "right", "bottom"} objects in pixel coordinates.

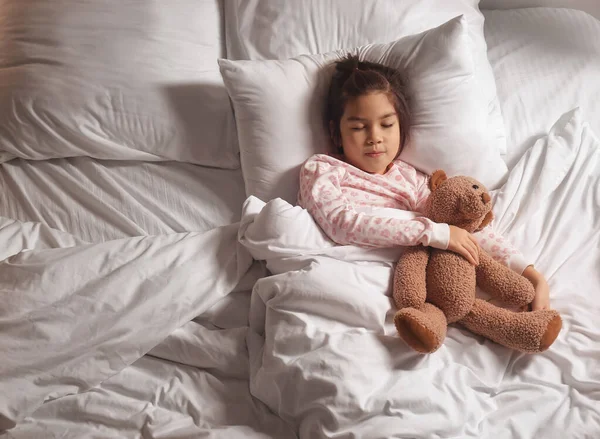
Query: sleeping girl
[{"left": 297, "top": 55, "right": 550, "bottom": 312}]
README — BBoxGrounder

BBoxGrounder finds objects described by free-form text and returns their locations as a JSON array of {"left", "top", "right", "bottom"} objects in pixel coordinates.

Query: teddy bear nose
[{"left": 482, "top": 193, "right": 491, "bottom": 203}]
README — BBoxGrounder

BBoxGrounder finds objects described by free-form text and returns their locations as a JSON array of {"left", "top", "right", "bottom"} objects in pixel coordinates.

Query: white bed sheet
[
  {"left": 0, "top": 158, "right": 246, "bottom": 243},
  {"left": 483, "top": 7, "right": 600, "bottom": 169}
]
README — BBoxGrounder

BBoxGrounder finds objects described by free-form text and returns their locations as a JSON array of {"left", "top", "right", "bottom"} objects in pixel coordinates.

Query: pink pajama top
[{"left": 297, "top": 154, "right": 530, "bottom": 274}]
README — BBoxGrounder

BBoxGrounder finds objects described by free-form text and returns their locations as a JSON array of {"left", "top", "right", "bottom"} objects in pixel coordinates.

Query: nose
[
  {"left": 367, "top": 126, "right": 383, "bottom": 145},
  {"left": 482, "top": 193, "right": 491, "bottom": 203}
]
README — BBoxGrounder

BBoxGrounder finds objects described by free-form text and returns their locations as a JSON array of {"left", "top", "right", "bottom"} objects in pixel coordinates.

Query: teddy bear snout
[{"left": 482, "top": 192, "right": 491, "bottom": 204}]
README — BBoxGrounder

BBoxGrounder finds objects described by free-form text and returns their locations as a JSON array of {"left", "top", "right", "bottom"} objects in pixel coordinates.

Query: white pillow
[
  {"left": 480, "top": 0, "right": 600, "bottom": 20},
  {"left": 220, "top": 16, "right": 508, "bottom": 204},
  {"left": 0, "top": 0, "right": 238, "bottom": 168},
  {"left": 223, "top": 0, "right": 507, "bottom": 156},
  {"left": 484, "top": 7, "right": 600, "bottom": 168}
]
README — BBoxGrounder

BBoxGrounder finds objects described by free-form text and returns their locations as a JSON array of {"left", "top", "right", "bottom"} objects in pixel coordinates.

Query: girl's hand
[
  {"left": 448, "top": 225, "right": 479, "bottom": 266},
  {"left": 523, "top": 265, "right": 551, "bottom": 311}
]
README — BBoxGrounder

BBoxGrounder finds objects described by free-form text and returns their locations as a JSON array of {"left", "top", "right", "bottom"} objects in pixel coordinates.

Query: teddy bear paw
[{"left": 394, "top": 304, "right": 447, "bottom": 354}]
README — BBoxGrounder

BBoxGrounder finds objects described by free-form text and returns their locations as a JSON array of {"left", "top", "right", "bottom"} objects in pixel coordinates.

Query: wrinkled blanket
[{"left": 1, "top": 109, "right": 598, "bottom": 438}]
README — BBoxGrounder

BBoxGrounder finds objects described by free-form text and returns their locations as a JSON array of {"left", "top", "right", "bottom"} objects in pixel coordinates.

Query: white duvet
[{"left": 1, "top": 108, "right": 599, "bottom": 438}]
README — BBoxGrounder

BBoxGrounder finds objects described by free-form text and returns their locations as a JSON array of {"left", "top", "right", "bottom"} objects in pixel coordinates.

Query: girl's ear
[
  {"left": 429, "top": 170, "right": 447, "bottom": 191},
  {"left": 330, "top": 120, "right": 343, "bottom": 153}
]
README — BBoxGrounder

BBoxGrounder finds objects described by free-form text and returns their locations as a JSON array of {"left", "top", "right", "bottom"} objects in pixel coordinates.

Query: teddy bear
[{"left": 392, "top": 170, "right": 562, "bottom": 354}]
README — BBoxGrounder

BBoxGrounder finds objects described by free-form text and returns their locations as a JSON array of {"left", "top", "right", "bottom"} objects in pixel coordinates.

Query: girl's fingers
[
  {"left": 471, "top": 248, "right": 479, "bottom": 265},
  {"left": 468, "top": 236, "right": 480, "bottom": 260},
  {"left": 461, "top": 245, "right": 477, "bottom": 265},
  {"left": 469, "top": 234, "right": 479, "bottom": 247},
  {"left": 466, "top": 241, "right": 479, "bottom": 265}
]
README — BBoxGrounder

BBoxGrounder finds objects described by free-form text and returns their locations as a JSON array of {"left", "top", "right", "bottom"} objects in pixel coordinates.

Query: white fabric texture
[
  {"left": 220, "top": 17, "right": 508, "bottom": 204},
  {"left": 480, "top": 0, "right": 600, "bottom": 19},
  {"left": 0, "top": 0, "right": 239, "bottom": 168},
  {"left": 0, "top": 221, "right": 296, "bottom": 437},
  {"left": 484, "top": 7, "right": 600, "bottom": 168},
  {"left": 0, "top": 158, "right": 246, "bottom": 243},
  {"left": 223, "top": 0, "right": 508, "bottom": 155},
  {"left": 2, "top": 108, "right": 598, "bottom": 437},
  {"left": 238, "top": 108, "right": 600, "bottom": 438}
]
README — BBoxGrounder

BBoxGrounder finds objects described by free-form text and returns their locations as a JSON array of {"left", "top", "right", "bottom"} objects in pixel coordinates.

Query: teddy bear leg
[
  {"left": 393, "top": 246, "right": 430, "bottom": 309},
  {"left": 394, "top": 303, "right": 448, "bottom": 354},
  {"left": 476, "top": 252, "right": 535, "bottom": 307},
  {"left": 460, "top": 299, "right": 562, "bottom": 353}
]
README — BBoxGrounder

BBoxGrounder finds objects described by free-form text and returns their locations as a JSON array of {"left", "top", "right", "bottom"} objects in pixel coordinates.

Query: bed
[{"left": 0, "top": 1, "right": 598, "bottom": 438}]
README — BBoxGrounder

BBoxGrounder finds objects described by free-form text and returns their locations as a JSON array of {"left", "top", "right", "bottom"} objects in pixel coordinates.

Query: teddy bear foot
[
  {"left": 460, "top": 298, "right": 562, "bottom": 353},
  {"left": 394, "top": 303, "right": 447, "bottom": 353},
  {"left": 539, "top": 312, "right": 563, "bottom": 351}
]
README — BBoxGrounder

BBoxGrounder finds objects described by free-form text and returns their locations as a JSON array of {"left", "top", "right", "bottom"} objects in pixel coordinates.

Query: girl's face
[{"left": 337, "top": 91, "right": 401, "bottom": 175}]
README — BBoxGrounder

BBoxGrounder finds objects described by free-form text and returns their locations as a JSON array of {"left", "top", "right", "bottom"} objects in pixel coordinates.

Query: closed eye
[{"left": 382, "top": 123, "right": 395, "bottom": 128}]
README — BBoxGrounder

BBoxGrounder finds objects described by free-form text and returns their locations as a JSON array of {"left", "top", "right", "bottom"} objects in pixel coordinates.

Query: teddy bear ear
[{"left": 429, "top": 170, "right": 448, "bottom": 191}]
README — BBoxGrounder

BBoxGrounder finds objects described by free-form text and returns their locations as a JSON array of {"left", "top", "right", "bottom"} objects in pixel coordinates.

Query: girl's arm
[
  {"left": 473, "top": 227, "right": 530, "bottom": 275},
  {"left": 297, "top": 159, "right": 450, "bottom": 249}
]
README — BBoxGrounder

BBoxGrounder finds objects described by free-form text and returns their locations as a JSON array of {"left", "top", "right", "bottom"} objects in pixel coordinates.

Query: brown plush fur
[{"left": 393, "top": 170, "right": 562, "bottom": 353}]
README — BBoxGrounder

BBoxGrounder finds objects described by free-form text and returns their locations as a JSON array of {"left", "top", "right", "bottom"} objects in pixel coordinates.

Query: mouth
[{"left": 365, "top": 152, "right": 385, "bottom": 158}]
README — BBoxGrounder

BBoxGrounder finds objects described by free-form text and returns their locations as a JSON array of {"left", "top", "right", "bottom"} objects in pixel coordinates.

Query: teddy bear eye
[{"left": 472, "top": 185, "right": 479, "bottom": 190}]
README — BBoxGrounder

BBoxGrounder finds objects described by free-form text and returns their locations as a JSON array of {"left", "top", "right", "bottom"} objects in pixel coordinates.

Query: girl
[{"left": 297, "top": 55, "right": 550, "bottom": 311}]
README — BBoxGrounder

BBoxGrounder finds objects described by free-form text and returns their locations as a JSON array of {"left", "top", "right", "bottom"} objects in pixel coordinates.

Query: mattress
[{"left": 0, "top": 158, "right": 246, "bottom": 243}]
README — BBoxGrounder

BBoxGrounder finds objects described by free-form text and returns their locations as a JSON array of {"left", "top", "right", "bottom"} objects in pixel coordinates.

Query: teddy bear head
[{"left": 426, "top": 170, "right": 494, "bottom": 234}]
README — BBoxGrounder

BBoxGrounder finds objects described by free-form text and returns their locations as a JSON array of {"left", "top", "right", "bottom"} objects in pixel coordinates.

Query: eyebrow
[{"left": 346, "top": 112, "right": 397, "bottom": 122}]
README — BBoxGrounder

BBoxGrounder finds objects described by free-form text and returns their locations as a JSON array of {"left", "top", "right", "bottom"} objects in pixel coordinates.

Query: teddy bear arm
[
  {"left": 393, "top": 246, "right": 430, "bottom": 309},
  {"left": 476, "top": 251, "right": 535, "bottom": 306}
]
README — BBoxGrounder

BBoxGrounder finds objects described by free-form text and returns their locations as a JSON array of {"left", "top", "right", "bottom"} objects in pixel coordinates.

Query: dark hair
[{"left": 326, "top": 54, "right": 411, "bottom": 155}]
